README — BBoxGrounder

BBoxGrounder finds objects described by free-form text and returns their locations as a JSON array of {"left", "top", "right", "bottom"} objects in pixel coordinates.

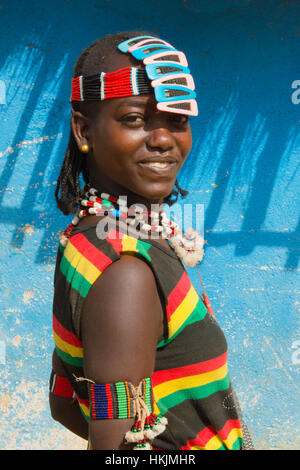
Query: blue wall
[{"left": 0, "top": 0, "right": 299, "bottom": 450}]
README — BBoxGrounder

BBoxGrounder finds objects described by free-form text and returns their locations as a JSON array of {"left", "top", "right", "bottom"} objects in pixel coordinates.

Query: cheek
[
  {"left": 178, "top": 128, "right": 192, "bottom": 163},
  {"left": 114, "top": 129, "right": 145, "bottom": 156},
  {"left": 92, "top": 122, "right": 145, "bottom": 171}
]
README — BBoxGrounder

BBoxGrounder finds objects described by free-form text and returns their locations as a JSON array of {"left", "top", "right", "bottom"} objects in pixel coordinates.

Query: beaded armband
[
  {"left": 49, "top": 370, "right": 75, "bottom": 398},
  {"left": 87, "top": 378, "right": 167, "bottom": 450}
]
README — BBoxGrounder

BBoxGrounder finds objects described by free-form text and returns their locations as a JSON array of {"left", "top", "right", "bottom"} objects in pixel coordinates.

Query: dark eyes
[
  {"left": 170, "top": 114, "right": 189, "bottom": 126},
  {"left": 120, "top": 113, "right": 189, "bottom": 127},
  {"left": 121, "top": 115, "right": 145, "bottom": 125}
]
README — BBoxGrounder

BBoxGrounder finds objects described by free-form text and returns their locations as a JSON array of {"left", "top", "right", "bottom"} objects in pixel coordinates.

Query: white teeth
[{"left": 144, "top": 162, "right": 169, "bottom": 168}]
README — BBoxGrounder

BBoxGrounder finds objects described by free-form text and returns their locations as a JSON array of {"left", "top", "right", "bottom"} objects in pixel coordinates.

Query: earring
[{"left": 81, "top": 144, "right": 89, "bottom": 153}]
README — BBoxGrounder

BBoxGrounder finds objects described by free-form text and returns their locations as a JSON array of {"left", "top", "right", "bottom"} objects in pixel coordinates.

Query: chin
[{"left": 138, "top": 183, "right": 175, "bottom": 202}]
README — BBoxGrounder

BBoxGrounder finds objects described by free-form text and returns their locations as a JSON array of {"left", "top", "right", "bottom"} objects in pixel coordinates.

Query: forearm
[
  {"left": 89, "top": 419, "right": 135, "bottom": 450},
  {"left": 49, "top": 392, "right": 89, "bottom": 440}
]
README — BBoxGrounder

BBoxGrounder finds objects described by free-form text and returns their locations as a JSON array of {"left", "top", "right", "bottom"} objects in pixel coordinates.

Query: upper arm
[{"left": 81, "top": 254, "right": 163, "bottom": 449}]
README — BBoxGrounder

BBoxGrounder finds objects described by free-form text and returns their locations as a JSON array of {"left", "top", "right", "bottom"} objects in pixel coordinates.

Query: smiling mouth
[
  {"left": 137, "top": 160, "right": 177, "bottom": 174},
  {"left": 142, "top": 161, "right": 169, "bottom": 169}
]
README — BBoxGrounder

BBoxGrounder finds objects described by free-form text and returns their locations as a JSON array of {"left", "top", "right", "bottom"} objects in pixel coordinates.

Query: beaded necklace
[
  {"left": 60, "top": 186, "right": 204, "bottom": 268},
  {"left": 59, "top": 186, "right": 215, "bottom": 316}
]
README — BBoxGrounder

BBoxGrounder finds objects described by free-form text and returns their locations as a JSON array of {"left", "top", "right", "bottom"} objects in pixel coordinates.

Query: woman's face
[{"left": 75, "top": 54, "right": 193, "bottom": 203}]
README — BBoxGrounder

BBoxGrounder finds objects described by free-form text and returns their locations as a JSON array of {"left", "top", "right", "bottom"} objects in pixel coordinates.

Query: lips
[
  {"left": 138, "top": 156, "right": 178, "bottom": 164},
  {"left": 137, "top": 156, "right": 178, "bottom": 175}
]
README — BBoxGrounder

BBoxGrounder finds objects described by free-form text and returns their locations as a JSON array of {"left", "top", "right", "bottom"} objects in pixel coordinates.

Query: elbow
[
  {"left": 49, "top": 393, "right": 64, "bottom": 424},
  {"left": 49, "top": 396, "right": 58, "bottom": 422}
]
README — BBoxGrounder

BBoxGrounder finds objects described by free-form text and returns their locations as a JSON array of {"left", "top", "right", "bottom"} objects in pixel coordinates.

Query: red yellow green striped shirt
[{"left": 52, "top": 222, "right": 245, "bottom": 450}]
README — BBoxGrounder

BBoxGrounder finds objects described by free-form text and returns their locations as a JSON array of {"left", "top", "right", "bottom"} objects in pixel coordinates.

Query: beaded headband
[
  {"left": 70, "top": 35, "right": 198, "bottom": 116},
  {"left": 70, "top": 67, "right": 152, "bottom": 102}
]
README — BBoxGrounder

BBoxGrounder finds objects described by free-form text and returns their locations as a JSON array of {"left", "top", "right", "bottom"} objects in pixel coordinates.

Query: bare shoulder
[
  {"left": 82, "top": 253, "right": 161, "bottom": 320},
  {"left": 81, "top": 254, "right": 163, "bottom": 383},
  {"left": 96, "top": 252, "right": 157, "bottom": 291}
]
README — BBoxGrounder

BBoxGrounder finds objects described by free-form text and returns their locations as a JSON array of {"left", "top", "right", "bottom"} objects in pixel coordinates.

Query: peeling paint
[
  {"left": 0, "top": 133, "right": 63, "bottom": 158},
  {"left": 22, "top": 224, "right": 35, "bottom": 235},
  {"left": 264, "top": 337, "right": 300, "bottom": 392},
  {"left": 0, "top": 393, "right": 12, "bottom": 412},
  {"left": 22, "top": 290, "right": 35, "bottom": 304},
  {"left": 12, "top": 336, "right": 21, "bottom": 347}
]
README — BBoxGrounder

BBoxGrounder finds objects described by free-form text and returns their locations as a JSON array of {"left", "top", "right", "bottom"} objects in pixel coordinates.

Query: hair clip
[
  {"left": 157, "top": 99, "right": 198, "bottom": 116},
  {"left": 154, "top": 84, "right": 196, "bottom": 102},
  {"left": 115, "top": 36, "right": 199, "bottom": 117},
  {"left": 151, "top": 73, "right": 195, "bottom": 90},
  {"left": 143, "top": 50, "right": 188, "bottom": 67},
  {"left": 129, "top": 38, "right": 175, "bottom": 53},
  {"left": 117, "top": 35, "right": 157, "bottom": 53},
  {"left": 145, "top": 62, "right": 190, "bottom": 80},
  {"left": 131, "top": 44, "right": 175, "bottom": 61}
]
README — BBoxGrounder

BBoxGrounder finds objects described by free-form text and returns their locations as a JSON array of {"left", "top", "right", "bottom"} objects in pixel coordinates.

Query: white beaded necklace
[
  {"left": 59, "top": 187, "right": 216, "bottom": 316},
  {"left": 60, "top": 187, "right": 205, "bottom": 268}
]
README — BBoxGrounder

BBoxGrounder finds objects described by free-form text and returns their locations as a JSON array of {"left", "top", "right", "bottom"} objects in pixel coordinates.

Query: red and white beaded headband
[
  {"left": 70, "top": 67, "right": 152, "bottom": 102},
  {"left": 70, "top": 36, "right": 198, "bottom": 116}
]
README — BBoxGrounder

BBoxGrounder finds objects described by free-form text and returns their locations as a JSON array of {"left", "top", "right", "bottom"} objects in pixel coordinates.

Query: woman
[{"left": 49, "top": 31, "right": 253, "bottom": 450}]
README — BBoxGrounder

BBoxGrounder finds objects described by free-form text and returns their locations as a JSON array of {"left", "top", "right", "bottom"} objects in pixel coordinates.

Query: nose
[{"left": 146, "top": 126, "right": 176, "bottom": 152}]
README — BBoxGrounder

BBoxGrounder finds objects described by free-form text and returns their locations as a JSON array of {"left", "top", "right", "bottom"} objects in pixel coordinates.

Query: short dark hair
[{"left": 55, "top": 31, "right": 188, "bottom": 215}]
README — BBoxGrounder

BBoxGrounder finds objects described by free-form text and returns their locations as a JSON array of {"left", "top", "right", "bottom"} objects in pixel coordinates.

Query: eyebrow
[{"left": 116, "top": 98, "right": 149, "bottom": 109}]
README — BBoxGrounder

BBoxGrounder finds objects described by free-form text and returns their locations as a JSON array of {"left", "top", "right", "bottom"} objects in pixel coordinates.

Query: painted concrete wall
[{"left": 0, "top": 0, "right": 299, "bottom": 450}]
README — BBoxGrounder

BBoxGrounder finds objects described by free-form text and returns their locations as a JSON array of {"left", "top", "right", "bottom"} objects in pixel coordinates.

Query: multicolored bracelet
[
  {"left": 87, "top": 377, "right": 167, "bottom": 450},
  {"left": 88, "top": 378, "right": 153, "bottom": 420}
]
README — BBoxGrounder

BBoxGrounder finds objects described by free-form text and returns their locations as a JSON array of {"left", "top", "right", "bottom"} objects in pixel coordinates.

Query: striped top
[{"left": 52, "top": 221, "right": 244, "bottom": 450}]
